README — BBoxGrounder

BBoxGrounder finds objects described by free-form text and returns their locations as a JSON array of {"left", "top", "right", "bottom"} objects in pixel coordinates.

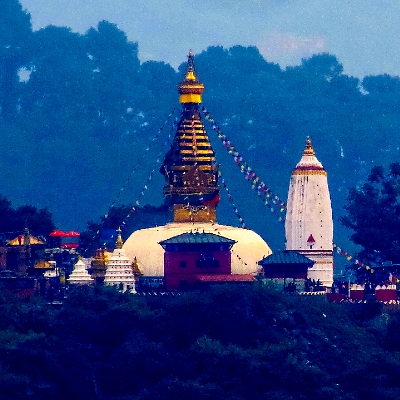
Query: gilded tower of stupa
[
  {"left": 285, "top": 138, "right": 333, "bottom": 287},
  {"left": 161, "top": 51, "right": 220, "bottom": 223}
]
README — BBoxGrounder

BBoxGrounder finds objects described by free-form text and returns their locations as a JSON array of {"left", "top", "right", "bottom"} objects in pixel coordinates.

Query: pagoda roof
[
  {"left": 258, "top": 250, "right": 315, "bottom": 267},
  {"left": 159, "top": 231, "right": 236, "bottom": 245},
  {"left": 7, "top": 234, "right": 45, "bottom": 246}
]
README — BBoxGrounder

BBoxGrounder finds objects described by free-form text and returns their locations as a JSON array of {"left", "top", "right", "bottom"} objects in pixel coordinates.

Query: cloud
[{"left": 257, "top": 32, "right": 326, "bottom": 66}]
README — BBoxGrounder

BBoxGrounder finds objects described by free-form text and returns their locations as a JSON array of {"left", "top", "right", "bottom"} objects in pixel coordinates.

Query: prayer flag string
[
  {"left": 109, "top": 109, "right": 177, "bottom": 210},
  {"left": 218, "top": 169, "right": 247, "bottom": 229},
  {"left": 117, "top": 117, "right": 178, "bottom": 233},
  {"left": 202, "top": 106, "right": 286, "bottom": 222},
  {"left": 91, "top": 110, "right": 177, "bottom": 246},
  {"left": 333, "top": 243, "right": 375, "bottom": 274}
]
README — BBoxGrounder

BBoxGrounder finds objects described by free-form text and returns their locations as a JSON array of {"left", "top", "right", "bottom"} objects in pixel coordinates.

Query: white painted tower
[
  {"left": 285, "top": 138, "right": 333, "bottom": 287},
  {"left": 104, "top": 229, "right": 136, "bottom": 293},
  {"left": 68, "top": 258, "right": 94, "bottom": 285}
]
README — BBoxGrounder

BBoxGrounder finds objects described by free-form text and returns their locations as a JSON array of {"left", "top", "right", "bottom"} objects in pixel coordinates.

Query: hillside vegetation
[{"left": 1, "top": 285, "right": 400, "bottom": 399}]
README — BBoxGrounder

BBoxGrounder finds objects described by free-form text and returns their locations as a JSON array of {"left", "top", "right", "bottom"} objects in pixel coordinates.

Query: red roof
[
  {"left": 49, "top": 230, "right": 80, "bottom": 237},
  {"left": 196, "top": 274, "right": 255, "bottom": 283},
  {"left": 65, "top": 231, "right": 80, "bottom": 237},
  {"left": 50, "top": 230, "right": 67, "bottom": 237}
]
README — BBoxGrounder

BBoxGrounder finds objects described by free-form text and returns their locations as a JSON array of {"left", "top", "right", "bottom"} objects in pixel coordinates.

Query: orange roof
[
  {"left": 34, "top": 260, "right": 53, "bottom": 269},
  {"left": 7, "top": 235, "right": 44, "bottom": 246}
]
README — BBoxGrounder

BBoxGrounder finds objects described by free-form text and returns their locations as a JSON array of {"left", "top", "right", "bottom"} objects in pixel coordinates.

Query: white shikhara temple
[
  {"left": 104, "top": 229, "right": 136, "bottom": 293},
  {"left": 68, "top": 258, "right": 94, "bottom": 285},
  {"left": 285, "top": 138, "right": 333, "bottom": 287}
]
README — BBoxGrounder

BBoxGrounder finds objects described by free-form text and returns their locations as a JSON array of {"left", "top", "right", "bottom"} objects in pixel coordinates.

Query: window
[{"left": 180, "top": 261, "right": 187, "bottom": 268}]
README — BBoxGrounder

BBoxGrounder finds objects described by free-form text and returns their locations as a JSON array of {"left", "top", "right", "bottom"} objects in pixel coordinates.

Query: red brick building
[{"left": 159, "top": 232, "right": 236, "bottom": 291}]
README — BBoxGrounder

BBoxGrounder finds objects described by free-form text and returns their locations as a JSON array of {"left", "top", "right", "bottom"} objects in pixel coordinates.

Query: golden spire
[
  {"left": 179, "top": 51, "right": 204, "bottom": 104},
  {"left": 131, "top": 256, "right": 142, "bottom": 277},
  {"left": 116, "top": 227, "right": 123, "bottom": 249},
  {"left": 303, "top": 137, "right": 316, "bottom": 156},
  {"left": 161, "top": 51, "right": 220, "bottom": 223}
]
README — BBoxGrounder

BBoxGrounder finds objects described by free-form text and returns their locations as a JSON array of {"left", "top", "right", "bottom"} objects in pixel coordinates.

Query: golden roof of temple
[
  {"left": 179, "top": 51, "right": 204, "bottom": 104},
  {"left": 7, "top": 234, "right": 44, "bottom": 246},
  {"left": 131, "top": 256, "right": 142, "bottom": 276}
]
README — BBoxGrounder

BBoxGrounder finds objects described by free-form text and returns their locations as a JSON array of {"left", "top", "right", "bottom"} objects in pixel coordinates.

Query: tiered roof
[
  {"left": 104, "top": 229, "right": 136, "bottom": 293},
  {"left": 161, "top": 52, "right": 219, "bottom": 222},
  {"left": 68, "top": 258, "right": 94, "bottom": 284}
]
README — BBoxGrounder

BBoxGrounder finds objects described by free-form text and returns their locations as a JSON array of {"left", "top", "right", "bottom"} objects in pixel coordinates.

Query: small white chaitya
[
  {"left": 104, "top": 229, "right": 136, "bottom": 293},
  {"left": 68, "top": 258, "right": 94, "bottom": 285}
]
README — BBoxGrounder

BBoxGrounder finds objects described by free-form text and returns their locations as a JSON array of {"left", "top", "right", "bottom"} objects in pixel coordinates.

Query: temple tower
[
  {"left": 104, "top": 229, "right": 136, "bottom": 293},
  {"left": 68, "top": 257, "right": 94, "bottom": 285},
  {"left": 161, "top": 51, "right": 220, "bottom": 223},
  {"left": 285, "top": 138, "right": 333, "bottom": 287}
]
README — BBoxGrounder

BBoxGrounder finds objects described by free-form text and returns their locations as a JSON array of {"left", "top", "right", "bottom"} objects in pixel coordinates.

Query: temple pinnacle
[
  {"left": 179, "top": 51, "right": 204, "bottom": 104},
  {"left": 116, "top": 227, "right": 123, "bottom": 249}
]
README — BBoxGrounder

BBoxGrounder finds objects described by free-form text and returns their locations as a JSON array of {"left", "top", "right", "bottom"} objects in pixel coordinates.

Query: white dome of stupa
[{"left": 123, "top": 222, "right": 272, "bottom": 277}]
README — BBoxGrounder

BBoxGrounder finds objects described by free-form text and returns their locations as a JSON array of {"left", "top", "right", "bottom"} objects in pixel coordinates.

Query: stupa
[
  {"left": 285, "top": 138, "right": 333, "bottom": 287},
  {"left": 123, "top": 52, "right": 272, "bottom": 280},
  {"left": 104, "top": 229, "right": 136, "bottom": 293},
  {"left": 68, "top": 257, "right": 94, "bottom": 285}
]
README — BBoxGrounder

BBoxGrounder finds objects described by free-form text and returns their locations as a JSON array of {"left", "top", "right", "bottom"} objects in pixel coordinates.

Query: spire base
[{"left": 173, "top": 204, "right": 216, "bottom": 223}]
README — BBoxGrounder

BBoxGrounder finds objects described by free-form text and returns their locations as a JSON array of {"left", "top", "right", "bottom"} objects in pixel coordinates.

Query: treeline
[
  {"left": 0, "top": 194, "right": 54, "bottom": 243},
  {"left": 1, "top": 285, "right": 400, "bottom": 399},
  {"left": 2, "top": 0, "right": 400, "bottom": 250}
]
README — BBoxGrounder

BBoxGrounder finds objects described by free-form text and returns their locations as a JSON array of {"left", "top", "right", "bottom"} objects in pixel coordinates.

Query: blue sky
[{"left": 19, "top": 0, "right": 400, "bottom": 78}]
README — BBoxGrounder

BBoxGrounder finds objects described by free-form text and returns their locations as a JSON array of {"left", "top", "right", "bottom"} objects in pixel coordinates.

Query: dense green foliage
[
  {"left": 340, "top": 163, "right": 400, "bottom": 280},
  {"left": 2, "top": 0, "right": 400, "bottom": 254},
  {"left": 341, "top": 163, "right": 400, "bottom": 264},
  {"left": 1, "top": 285, "right": 400, "bottom": 399},
  {"left": 0, "top": 194, "right": 55, "bottom": 242}
]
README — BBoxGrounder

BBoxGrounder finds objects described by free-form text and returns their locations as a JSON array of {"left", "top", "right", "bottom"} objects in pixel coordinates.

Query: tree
[
  {"left": 0, "top": 0, "right": 32, "bottom": 120},
  {"left": 85, "top": 21, "right": 140, "bottom": 136},
  {"left": 13, "top": 205, "right": 55, "bottom": 237},
  {"left": 341, "top": 163, "right": 400, "bottom": 264},
  {"left": 0, "top": 195, "right": 55, "bottom": 242}
]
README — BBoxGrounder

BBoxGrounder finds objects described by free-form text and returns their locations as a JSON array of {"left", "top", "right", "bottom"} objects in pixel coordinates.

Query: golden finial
[
  {"left": 179, "top": 51, "right": 204, "bottom": 104},
  {"left": 116, "top": 227, "right": 123, "bottom": 249},
  {"left": 303, "top": 137, "right": 315, "bottom": 156},
  {"left": 131, "top": 256, "right": 142, "bottom": 277}
]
